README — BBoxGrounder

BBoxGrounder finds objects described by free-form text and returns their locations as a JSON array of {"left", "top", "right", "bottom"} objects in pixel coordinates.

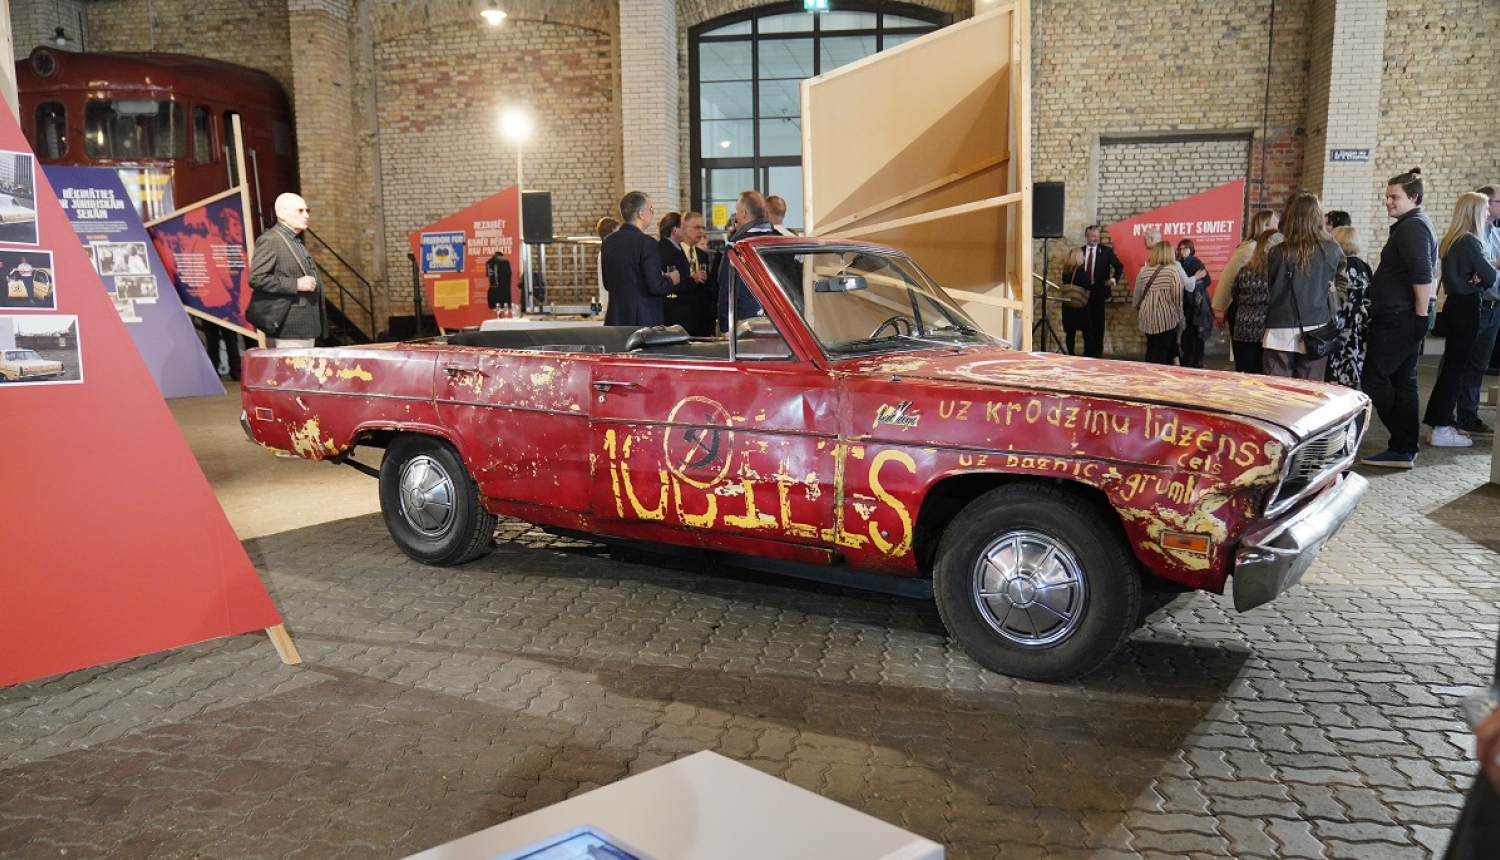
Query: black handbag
[
  {"left": 245, "top": 292, "right": 293, "bottom": 336},
  {"left": 1281, "top": 251, "right": 1344, "bottom": 359}
]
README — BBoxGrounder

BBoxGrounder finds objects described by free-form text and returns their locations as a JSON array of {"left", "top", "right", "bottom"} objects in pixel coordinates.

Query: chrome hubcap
[
  {"left": 398, "top": 455, "right": 456, "bottom": 536},
  {"left": 974, "top": 529, "right": 1087, "bottom": 647}
]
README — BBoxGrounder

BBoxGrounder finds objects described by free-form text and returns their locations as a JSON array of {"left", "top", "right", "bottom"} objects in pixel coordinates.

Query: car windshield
[
  {"left": 754, "top": 246, "right": 999, "bottom": 357},
  {"left": 5, "top": 350, "right": 40, "bottom": 361}
]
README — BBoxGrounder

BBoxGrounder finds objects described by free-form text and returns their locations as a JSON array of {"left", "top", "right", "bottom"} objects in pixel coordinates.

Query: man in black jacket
[
  {"left": 1360, "top": 169, "right": 1438, "bottom": 469},
  {"left": 601, "top": 191, "right": 679, "bottom": 327},
  {"left": 1066, "top": 225, "right": 1122, "bottom": 358},
  {"left": 247, "top": 193, "right": 325, "bottom": 347},
  {"left": 717, "top": 191, "right": 776, "bottom": 333}
]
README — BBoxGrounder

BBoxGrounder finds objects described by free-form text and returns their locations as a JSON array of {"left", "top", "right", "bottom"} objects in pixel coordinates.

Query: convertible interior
[{"left": 443, "top": 322, "right": 790, "bottom": 360}]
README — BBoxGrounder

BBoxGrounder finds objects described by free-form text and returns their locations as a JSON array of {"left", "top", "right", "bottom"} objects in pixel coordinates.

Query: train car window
[
  {"left": 35, "top": 102, "right": 66, "bottom": 159},
  {"left": 191, "top": 106, "right": 214, "bottom": 165},
  {"left": 272, "top": 120, "right": 294, "bottom": 158},
  {"left": 84, "top": 99, "right": 186, "bottom": 160},
  {"left": 222, "top": 111, "right": 241, "bottom": 179}
]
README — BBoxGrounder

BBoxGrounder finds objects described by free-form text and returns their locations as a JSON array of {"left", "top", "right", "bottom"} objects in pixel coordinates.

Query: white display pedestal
[
  {"left": 478, "top": 318, "right": 602, "bottom": 331},
  {"left": 399, "top": 751, "right": 943, "bottom": 860}
]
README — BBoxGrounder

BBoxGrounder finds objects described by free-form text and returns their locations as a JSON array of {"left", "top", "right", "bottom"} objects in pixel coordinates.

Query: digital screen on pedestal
[{"left": 490, "top": 825, "right": 654, "bottom": 860}]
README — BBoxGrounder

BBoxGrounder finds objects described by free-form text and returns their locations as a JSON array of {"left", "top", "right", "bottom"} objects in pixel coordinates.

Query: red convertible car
[{"left": 242, "top": 236, "right": 1370, "bottom": 681}]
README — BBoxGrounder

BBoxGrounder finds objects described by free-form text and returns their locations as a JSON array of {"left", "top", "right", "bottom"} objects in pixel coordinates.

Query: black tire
[
  {"left": 378, "top": 435, "right": 496, "bottom": 566},
  {"left": 933, "top": 483, "right": 1140, "bottom": 682}
]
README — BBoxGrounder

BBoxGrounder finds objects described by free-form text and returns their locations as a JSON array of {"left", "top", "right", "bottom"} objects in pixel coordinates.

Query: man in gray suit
[{"left": 248, "top": 193, "right": 325, "bottom": 347}]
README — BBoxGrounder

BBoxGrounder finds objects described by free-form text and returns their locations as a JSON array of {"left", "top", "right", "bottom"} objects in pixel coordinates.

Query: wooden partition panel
[{"left": 804, "top": 3, "right": 1031, "bottom": 346}]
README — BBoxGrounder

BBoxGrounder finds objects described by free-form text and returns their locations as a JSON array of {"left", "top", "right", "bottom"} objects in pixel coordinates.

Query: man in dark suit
[
  {"left": 1067, "top": 225, "right": 1123, "bottom": 358},
  {"left": 658, "top": 211, "right": 700, "bottom": 332},
  {"left": 601, "top": 191, "right": 679, "bottom": 327}
]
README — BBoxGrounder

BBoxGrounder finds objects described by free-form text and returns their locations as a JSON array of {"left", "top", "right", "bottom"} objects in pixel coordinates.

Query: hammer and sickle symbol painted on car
[{"left": 665, "top": 396, "right": 734, "bottom": 488}]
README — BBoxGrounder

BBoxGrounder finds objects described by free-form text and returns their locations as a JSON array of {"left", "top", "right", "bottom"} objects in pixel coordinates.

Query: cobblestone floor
[{"left": 2, "top": 365, "right": 1497, "bottom": 859}]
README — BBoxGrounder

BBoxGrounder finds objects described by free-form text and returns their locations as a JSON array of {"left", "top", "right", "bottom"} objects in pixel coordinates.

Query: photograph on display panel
[
  {"left": 0, "top": 249, "right": 56, "bottom": 310},
  {"left": 0, "top": 149, "right": 39, "bottom": 246},
  {"left": 0, "top": 314, "right": 81, "bottom": 384},
  {"left": 94, "top": 241, "right": 151, "bottom": 275},
  {"left": 115, "top": 274, "right": 158, "bottom": 302},
  {"left": 111, "top": 295, "right": 140, "bottom": 323}
]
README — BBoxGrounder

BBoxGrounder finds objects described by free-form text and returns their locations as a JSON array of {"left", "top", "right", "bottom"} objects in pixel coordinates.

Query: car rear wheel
[
  {"left": 933, "top": 484, "right": 1139, "bottom": 682},
  {"left": 379, "top": 435, "right": 496, "bottom": 566}
]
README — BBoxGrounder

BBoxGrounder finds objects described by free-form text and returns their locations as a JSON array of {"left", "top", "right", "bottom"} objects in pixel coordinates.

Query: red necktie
[{"left": 1086, "top": 247, "right": 1095, "bottom": 281}]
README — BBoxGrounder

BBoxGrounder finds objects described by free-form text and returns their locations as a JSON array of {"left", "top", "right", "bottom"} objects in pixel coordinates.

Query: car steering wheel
[{"left": 870, "top": 315, "right": 915, "bottom": 339}]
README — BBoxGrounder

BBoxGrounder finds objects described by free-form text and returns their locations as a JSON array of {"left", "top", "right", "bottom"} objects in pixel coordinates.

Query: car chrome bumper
[{"left": 1232, "top": 472, "right": 1368, "bottom": 612}]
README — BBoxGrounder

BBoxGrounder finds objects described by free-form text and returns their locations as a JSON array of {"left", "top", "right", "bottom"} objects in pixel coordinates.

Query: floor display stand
[
  {"left": 0, "top": 94, "right": 294, "bottom": 688},
  {"left": 399, "top": 751, "right": 942, "bottom": 860}
]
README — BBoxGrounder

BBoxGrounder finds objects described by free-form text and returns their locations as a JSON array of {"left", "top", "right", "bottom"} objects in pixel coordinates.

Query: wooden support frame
[{"left": 803, "top": 2, "right": 1033, "bottom": 348}]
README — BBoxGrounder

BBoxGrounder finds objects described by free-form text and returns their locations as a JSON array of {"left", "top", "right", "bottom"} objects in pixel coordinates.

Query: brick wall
[
  {"left": 621, "top": 0, "right": 678, "bottom": 210},
  {"left": 9, "top": 0, "right": 87, "bottom": 58},
  {"left": 1302, "top": 0, "right": 1384, "bottom": 256},
  {"left": 1372, "top": 0, "right": 1500, "bottom": 267},
  {"left": 369, "top": 6, "right": 620, "bottom": 303},
  {"left": 84, "top": 0, "right": 294, "bottom": 97},
  {"left": 1031, "top": 0, "right": 1310, "bottom": 243}
]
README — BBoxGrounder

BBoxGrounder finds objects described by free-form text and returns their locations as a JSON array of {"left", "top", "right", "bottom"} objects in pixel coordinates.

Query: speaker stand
[{"left": 1033, "top": 237, "right": 1063, "bottom": 353}]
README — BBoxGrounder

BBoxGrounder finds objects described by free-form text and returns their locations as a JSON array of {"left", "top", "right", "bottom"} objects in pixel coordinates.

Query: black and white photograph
[
  {"left": 115, "top": 274, "right": 158, "bottom": 302},
  {"left": 0, "top": 314, "right": 81, "bottom": 385},
  {"left": 111, "top": 295, "right": 139, "bottom": 323},
  {"left": 0, "top": 249, "right": 56, "bottom": 310},
  {"left": 0, "top": 149, "right": 38, "bottom": 246},
  {"left": 94, "top": 241, "right": 152, "bottom": 276},
  {"left": 84, "top": 244, "right": 99, "bottom": 275}
]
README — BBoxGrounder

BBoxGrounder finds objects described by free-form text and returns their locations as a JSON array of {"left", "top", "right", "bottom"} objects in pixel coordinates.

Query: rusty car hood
[{"left": 845, "top": 349, "right": 1365, "bottom": 439}]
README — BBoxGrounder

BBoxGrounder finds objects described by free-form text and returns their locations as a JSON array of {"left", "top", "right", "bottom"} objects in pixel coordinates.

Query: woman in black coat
[{"left": 1423, "top": 192, "right": 1500, "bottom": 447}]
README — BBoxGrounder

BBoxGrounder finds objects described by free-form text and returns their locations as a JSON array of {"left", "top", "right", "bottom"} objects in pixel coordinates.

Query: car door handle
[
  {"left": 444, "top": 365, "right": 484, "bottom": 378},
  {"left": 593, "top": 380, "right": 642, "bottom": 393}
]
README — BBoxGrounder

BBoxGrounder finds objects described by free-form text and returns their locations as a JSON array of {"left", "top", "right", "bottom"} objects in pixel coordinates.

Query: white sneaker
[{"left": 1429, "top": 426, "right": 1474, "bottom": 447}]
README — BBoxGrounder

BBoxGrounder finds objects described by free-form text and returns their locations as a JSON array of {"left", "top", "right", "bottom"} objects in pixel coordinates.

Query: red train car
[{"left": 14, "top": 46, "right": 298, "bottom": 228}]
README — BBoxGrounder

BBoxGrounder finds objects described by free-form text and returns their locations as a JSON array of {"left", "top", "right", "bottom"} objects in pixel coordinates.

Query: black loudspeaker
[
  {"left": 1033, "top": 182, "right": 1065, "bottom": 239},
  {"left": 521, "top": 191, "right": 553, "bottom": 244}
]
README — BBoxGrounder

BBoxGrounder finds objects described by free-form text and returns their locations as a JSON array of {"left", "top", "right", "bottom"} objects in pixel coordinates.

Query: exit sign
[{"left": 804, "top": 0, "right": 829, "bottom": 10}]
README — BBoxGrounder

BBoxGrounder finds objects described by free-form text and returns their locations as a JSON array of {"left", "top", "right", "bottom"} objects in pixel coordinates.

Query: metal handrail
[{"left": 304, "top": 227, "right": 377, "bottom": 342}]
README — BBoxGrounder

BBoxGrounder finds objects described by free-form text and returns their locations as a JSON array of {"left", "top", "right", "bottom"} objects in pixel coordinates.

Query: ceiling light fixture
[{"left": 481, "top": 1, "right": 507, "bottom": 25}]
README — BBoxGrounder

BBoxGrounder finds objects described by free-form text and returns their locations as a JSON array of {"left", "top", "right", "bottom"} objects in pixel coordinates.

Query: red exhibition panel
[
  {"left": 1106, "top": 179, "right": 1246, "bottom": 302},
  {"left": 407, "top": 185, "right": 522, "bottom": 331},
  {"left": 0, "top": 99, "right": 282, "bottom": 687}
]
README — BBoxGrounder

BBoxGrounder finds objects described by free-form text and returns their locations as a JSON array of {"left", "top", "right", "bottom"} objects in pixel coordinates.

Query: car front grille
[{"left": 1267, "top": 415, "right": 1363, "bottom": 516}]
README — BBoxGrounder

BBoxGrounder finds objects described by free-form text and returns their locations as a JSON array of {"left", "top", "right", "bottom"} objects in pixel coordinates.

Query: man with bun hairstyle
[{"left": 1360, "top": 168, "right": 1439, "bottom": 469}]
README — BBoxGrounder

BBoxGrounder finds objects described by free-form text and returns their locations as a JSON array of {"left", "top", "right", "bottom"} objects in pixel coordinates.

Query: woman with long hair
[
  {"left": 1134, "top": 241, "right": 1186, "bottom": 364},
  {"left": 1226, "top": 229, "right": 1281, "bottom": 373},
  {"left": 1213, "top": 209, "right": 1278, "bottom": 327},
  {"left": 1326, "top": 226, "right": 1372, "bottom": 388},
  {"left": 1422, "top": 192, "right": 1500, "bottom": 447},
  {"left": 1262, "top": 191, "right": 1345, "bottom": 379}
]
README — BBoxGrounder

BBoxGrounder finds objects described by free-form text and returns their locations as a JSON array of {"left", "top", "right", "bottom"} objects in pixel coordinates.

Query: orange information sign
[
  {"left": 0, "top": 99, "right": 286, "bottom": 687},
  {"left": 407, "top": 185, "right": 522, "bottom": 331}
]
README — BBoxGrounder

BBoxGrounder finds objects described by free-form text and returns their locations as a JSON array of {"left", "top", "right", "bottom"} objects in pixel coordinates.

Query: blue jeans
[
  {"left": 1361, "top": 311, "right": 1427, "bottom": 453},
  {"left": 1457, "top": 303, "right": 1500, "bottom": 425}
]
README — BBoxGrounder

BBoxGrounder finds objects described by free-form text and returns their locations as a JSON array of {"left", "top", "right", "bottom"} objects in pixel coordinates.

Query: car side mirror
[{"left": 814, "top": 275, "right": 867, "bottom": 293}]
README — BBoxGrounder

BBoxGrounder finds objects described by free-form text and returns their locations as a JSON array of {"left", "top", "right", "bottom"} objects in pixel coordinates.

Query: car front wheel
[
  {"left": 933, "top": 484, "right": 1139, "bottom": 682},
  {"left": 379, "top": 435, "right": 496, "bottom": 566}
]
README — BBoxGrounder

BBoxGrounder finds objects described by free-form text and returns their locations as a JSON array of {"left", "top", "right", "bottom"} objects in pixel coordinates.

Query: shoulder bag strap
[{"left": 274, "top": 228, "right": 312, "bottom": 278}]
